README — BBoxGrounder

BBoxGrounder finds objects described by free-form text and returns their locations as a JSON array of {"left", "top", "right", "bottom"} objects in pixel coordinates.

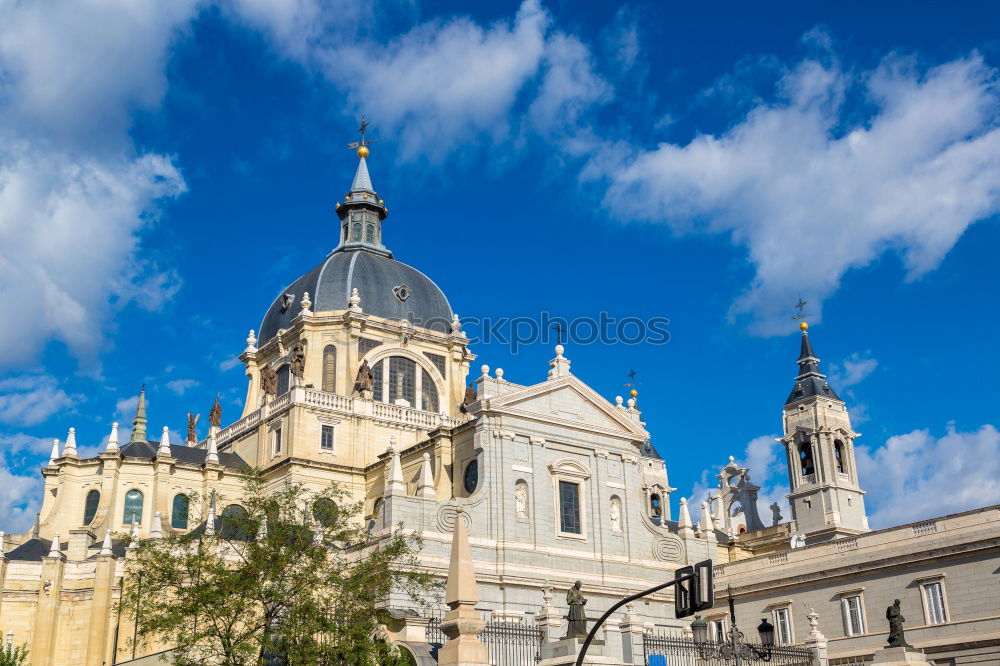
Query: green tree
[{"left": 117, "top": 471, "right": 437, "bottom": 665}]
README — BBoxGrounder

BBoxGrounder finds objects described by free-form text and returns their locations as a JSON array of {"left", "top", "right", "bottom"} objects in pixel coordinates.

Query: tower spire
[
  {"left": 130, "top": 387, "right": 147, "bottom": 443},
  {"left": 335, "top": 115, "right": 391, "bottom": 257},
  {"left": 785, "top": 322, "right": 840, "bottom": 405}
]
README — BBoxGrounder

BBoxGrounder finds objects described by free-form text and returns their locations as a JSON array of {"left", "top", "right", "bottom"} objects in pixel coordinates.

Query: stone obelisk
[{"left": 438, "top": 507, "right": 489, "bottom": 666}]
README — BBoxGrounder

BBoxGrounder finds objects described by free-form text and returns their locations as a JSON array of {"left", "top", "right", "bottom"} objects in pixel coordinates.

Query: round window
[{"left": 463, "top": 459, "right": 479, "bottom": 494}]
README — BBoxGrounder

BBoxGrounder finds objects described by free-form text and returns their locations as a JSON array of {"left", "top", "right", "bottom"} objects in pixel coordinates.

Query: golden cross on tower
[{"left": 346, "top": 113, "right": 379, "bottom": 157}]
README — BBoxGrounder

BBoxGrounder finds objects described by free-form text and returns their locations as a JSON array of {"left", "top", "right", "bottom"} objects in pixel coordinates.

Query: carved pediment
[{"left": 484, "top": 376, "right": 648, "bottom": 441}]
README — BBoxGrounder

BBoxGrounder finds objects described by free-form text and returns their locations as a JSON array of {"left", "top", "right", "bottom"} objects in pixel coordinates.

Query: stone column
[
  {"left": 618, "top": 603, "right": 646, "bottom": 664},
  {"left": 438, "top": 507, "right": 489, "bottom": 666}
]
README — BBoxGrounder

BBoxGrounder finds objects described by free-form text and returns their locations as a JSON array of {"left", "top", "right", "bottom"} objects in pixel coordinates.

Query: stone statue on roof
[
  {"left": 290, "top": 341, "right": 306, "bottom": 381},
  {"left": 208, "top": 395, "right": 222, "bottom": 428},
  {"left": 261, "top": 366, "right": 277, "bottom": 398},
  {"left": 354, "top": 360, "right": 374, "bottom": 398},
  {"left": 186, "top": 413, "right": 199, "bottom": 443}
]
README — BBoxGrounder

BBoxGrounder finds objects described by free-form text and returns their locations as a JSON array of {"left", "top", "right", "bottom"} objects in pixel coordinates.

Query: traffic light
[{"left": 674, "top": 559, "right": 714, "bottom": 618}]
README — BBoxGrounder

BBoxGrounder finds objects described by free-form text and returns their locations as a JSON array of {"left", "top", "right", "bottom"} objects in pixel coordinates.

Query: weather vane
[
  {"left": 624, "top": 369, "right": 640, "bottom": 399},
  {"left": 791, "top": 297, "right": 812, "bottom": 321},
  {"left": 346, "top": 113, "right": 379, "bottom": 157}
]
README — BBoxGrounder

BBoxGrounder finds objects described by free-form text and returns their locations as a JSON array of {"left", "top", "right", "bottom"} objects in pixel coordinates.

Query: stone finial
[
  {"left": 385, "top": 437, "right": 404, "bottom": 496},
  {"left": 158, "top": 426, "right": 171, "bottom": 456},
  {"left": 300, "top": 291, "right": 312, "bottom": 315},
  {"left": 48, "top": 439, "right": 60, "bottom": 466},
  {"left": 128, "top": 520, "right": 139, "bottom": 548},
  {"left": 418, "top": 452, "right": 436, "bottom": 499},
  {"left": 678, "top": 497, "right": 694, "bottom": 537},
  {"left": 548, "top": 345, "right": 572, "bottom": 380},
  {"left": 206, "top": 429, "right": 220, "bottom": 465},
  {"left": 438, "top": 507, "right": 488, "bottom": 666},
  {"left": 627, "top": 397, "right": 636, "bottom": 409},
  {"left": 701, "top": 500, "right": 717, "bottom": 541},
  {"left": 48, "top": 533, "right": 61, "bottom": 558},
  {"left": 63, "top": 427, "right": 78, "bottom": 456},
  {"left": 495, "top": 368, "right": 504, "bottom": 381},
  {"left": 246, "top": 329, "right": 258, "bottom": 352},
  {"left": 349, "top": 287, "right": 362, "bottom": 313},
  {"left": 615, "top": 395, "right": 624, "bottom": 407},
  {"left": 100, "top": 529, "right": 113, "bottom": 556},
  {"left": 451, "top": 313, "right": 466, "bottom": 337},
  {"left": 5, "top": 630, "right": 12, "bottom": 648},
  {"left": 807, "top": 608, "right": 820, "bottom": 633},
  {"left": 205, "top": 503, "right": 216, "bottom": 536},
  {"left": 106, "top": 421, "right": 120, "bottom": 453},
  {"left": 150, "top": 512, "right": 163, "bottom": 539},
  {"left": 480, "top": 364, "right": 490, "bottom": 378}
]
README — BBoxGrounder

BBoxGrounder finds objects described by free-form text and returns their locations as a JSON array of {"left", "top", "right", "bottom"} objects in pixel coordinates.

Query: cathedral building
[{"left": 0, "top": 146, "right": 997, "bottom": 666}]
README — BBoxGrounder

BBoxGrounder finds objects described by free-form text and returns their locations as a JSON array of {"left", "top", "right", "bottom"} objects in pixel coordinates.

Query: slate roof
[
  {"left": 119, "top": 441, "right": 247, "bottom": 470},
  {"left": 785, "top": 330, "right": 841, "bottom": 405},
  {"left": 4, "top": 538, "right": 55, "bottom": 561}
]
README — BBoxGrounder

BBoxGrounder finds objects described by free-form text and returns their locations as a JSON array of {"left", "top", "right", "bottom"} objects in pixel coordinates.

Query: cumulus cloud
[
  {"left": 856, "top": 423, "right": 1000, "bottom": 528},
  {"left": 828, "top": 352, "right": 878, "bottom": 389},
  {"left": 0, "top": 0, "right": 196, "bottom": 370},
  {"left": 0, "top": 459, "right": 41, "bottom": 533},
  {"left": 0, "top": 375, "right": 78, "bottom": 426},
  {"left": 602, "top": 47, "right": 1000, "bottom": 332}
]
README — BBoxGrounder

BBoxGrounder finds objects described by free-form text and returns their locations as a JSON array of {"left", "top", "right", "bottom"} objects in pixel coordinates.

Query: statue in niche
[
  {"left": 515, "top": 483, "right": 528, "bottom": 517},
  {"left": 260, "top": 366, "right": 278, "bottom": 398},
  {"left": 208, "top": 395, "right": 222, "bottom": 428},
  {"left": 290, "top": 341, "right": 306, "bottom": 381},
  {"left": 186, "top": 413, "right": 199, "bottom": 443},
  {"left": 886, "top": 599, "right": 912, "bottom": 648},
  {"left": 354, "top": 360, "right": 374, "bottom": 398},
  {"left": 770, "top": 502, "right": 783, "bottom": 526},
  {"left": 564, "top": 581, "right": 588, "bottom": 638},
  {"left": 610, "top": 498, "right": 622, "bottom": 532}
]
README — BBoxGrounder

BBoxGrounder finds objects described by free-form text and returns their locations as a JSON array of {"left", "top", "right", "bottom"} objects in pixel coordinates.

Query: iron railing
[
  {"left": 426, "top": 616, "right": 543, "bottom": 666},
  {"left": 643, "top": 634, "right": 814, "bottom": 666}
]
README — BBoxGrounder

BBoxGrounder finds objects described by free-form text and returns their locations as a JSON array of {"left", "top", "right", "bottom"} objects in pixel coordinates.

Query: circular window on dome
[
  {"left": 463, "top": 459, "right": 479, "bottom": 494},
  {"left": 393, "top": 284, "right": 411, "bottom": 302}
]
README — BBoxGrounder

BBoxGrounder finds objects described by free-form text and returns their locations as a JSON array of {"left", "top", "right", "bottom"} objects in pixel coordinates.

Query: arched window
[
  {"left": 352, "top": 223, "right": 362, "bottom": 241},
  {"left": 123, "top": 489, "right": 143, "bottom": 525},
  {"left": 463, "top": 459, "right": 479, "bottom": 494},
  {"left": 834, "top": 440, "right": 846, "bottom": 473},
  {"left": 322, "top": 345, "right": 337, "bottom": 393},
  {"left": 220, "top": 504, "right": 250, "bottom": 539},
  {"left": 276, "top": 365, "right": 290, "bottom": 396},
  {"left": 83, "top": 490, "right": 100, "bottom": 526},
  {"left": 799, "top": 441, "right": 815, "bottom": 477},
  {"left": 365, "top": 224, "right": 374, "bottom": 243},
  {"left": 372, "top": 359, "right": 384, "bottom": 402},
  {"left": 313, "top": 498, "right": 339, "bottom": 528},
  {"left": 421, "top": 371, "right": 439, "bottom": 412},
  {"left": 372, "top": 497, "right": 383, "bottom": 518},
  {"left": 172, "top": 494, "right": 190, "bottom": 530}
]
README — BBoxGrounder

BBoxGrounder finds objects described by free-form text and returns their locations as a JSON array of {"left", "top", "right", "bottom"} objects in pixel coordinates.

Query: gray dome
[{"left": 259, "top": 249, "right": 453, "bottom": 342}]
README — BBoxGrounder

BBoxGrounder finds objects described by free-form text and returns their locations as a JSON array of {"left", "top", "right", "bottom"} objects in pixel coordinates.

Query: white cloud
[
  {"left": 856, "top": 423, "right": 1000, "bottom": 529},
  {"left": 0, "top": 459, "right": 41, "bottom": 534},
  {"left": 0, "top": 431, "right": 53, "bottom": 458},
  {"left": 166, "top": 378, "right": 199, "bottom": 396},
  {"left": 829, "top": 352, "right": 878, "bottom": 389},
  {"left": 529, "top": 32, "right": 611, "bottom": 135},
  {"left": 0, "top": 0, "right": 196, "bottom": 370},
  {"left": 601, "top": 49, "right": 1000, "bottom": 333},
  {"left": 0, "top": 375, "right": 78, "bottom": 426},
  {"left": 219, "top": 356, "right": 243, "bottom": 371}
]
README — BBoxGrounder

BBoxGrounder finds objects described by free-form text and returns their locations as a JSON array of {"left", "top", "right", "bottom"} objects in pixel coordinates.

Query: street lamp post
[{"left": 691, "top": 585, "right": 775, "bottom": 664}]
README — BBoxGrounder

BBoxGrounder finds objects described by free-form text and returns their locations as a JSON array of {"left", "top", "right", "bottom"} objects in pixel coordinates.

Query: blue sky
[{"left": 2, "top": 0, "right": 999, "bottom": 533}]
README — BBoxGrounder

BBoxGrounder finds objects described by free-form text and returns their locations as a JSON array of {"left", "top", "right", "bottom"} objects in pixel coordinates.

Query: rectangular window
[
  {"left": 710, "top": 619, "right": 726, "bottom": 642},
  {"left": 774, "top": 608, "right": 792, "bottom": 645},
  {"left": 273, "top": 428, "right": 282, "bottom": 456},
  {"left": 372, "top": 360, "right": 383, "bottom": 402},
  {"left": 842, "top": 595, "right": 865, "bottom": 636},
  {"left": 558, "top": 480, "right": 581, "bottom": 534},
  {"left": 923, "top": 582, "right": 947, "bottom": 624},
  {"left": 276, "top": 365, "right": 290, "bottom": 396},
  {"left": 321, "top": 425, "right": 334, "bottom": 451}
]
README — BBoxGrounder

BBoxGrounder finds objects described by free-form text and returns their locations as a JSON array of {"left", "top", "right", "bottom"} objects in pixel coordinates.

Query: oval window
[
  {"left": 463, "top": 459, "right": 479, "bottom": 494},
  {"left": 313, "top": 498, "right": 339, "bottom": 528},
  {"left": 83, "top": 490, "right": 100, "bottom": 526},
  {"left": 123, "top": 489, "right": 143, "bottom": 525}
]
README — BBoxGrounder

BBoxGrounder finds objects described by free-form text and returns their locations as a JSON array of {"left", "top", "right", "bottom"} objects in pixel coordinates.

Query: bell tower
[{"left": 781, "top": 322, "right": 869, "bottom": 543}]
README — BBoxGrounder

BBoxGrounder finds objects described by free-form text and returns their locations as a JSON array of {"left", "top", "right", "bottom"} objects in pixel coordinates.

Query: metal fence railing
[
  {"left": 426, "top": 616, "right": 543, "bottom": 666},
  {"left": 643, "top": 634, "right": 814, "bottom": 666}
]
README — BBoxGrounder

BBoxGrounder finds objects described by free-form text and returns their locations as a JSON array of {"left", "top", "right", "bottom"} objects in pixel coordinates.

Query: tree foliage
[
  {"left": 0, "top": 643, "right": 29, "bottom": 666},
  {"left": 116, "top": 471, "right": 437, "bottom": 665}
]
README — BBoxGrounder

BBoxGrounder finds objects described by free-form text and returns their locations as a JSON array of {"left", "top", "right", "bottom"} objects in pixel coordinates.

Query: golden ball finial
[
  {"left": 799, "top": 321, "right": 809, "bottom": 331},
  {"left": 629, "top": 389, "right": 638, "bottom": 398},
  {"left": 356, "top": 145, "right": 369, "bottom": 158}
]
